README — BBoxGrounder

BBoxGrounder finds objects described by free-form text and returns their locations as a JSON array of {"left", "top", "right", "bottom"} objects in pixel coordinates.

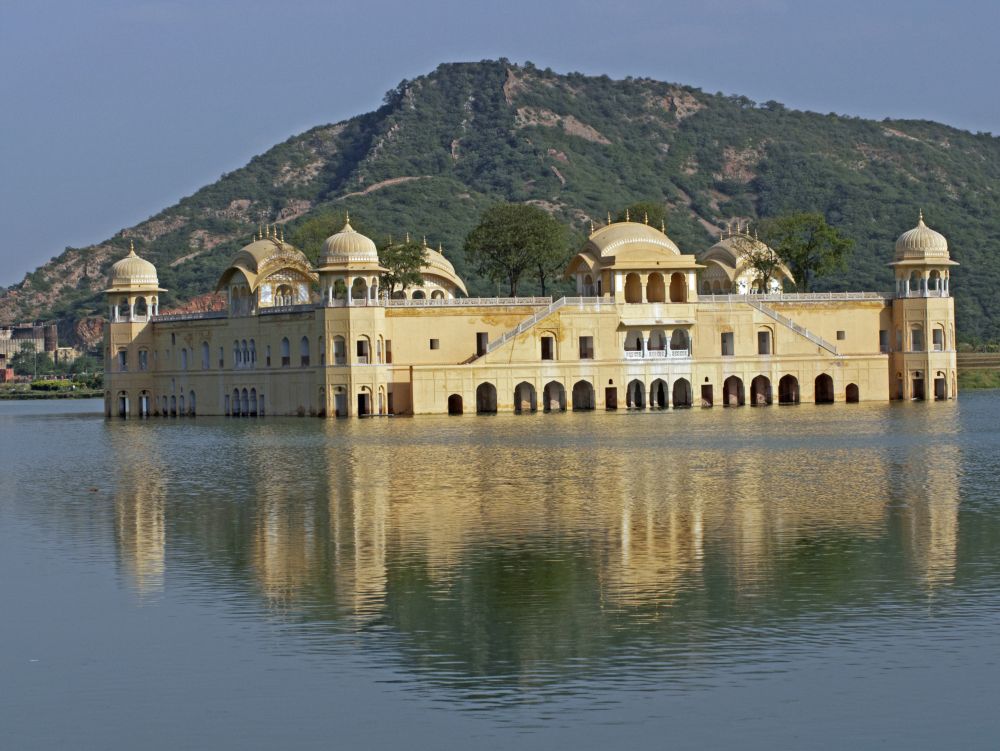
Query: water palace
[{"left": 103, "top": 212, "right": 958, "bottom": 418}]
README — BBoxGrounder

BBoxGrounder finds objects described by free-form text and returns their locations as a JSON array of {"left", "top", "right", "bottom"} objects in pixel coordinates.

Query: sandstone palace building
[{"left": 103, "top": 212, "right": 958, "bottom": 418}]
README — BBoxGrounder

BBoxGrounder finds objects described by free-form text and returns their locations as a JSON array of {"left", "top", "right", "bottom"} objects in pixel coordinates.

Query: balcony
[{"left": 624, "top": 349, "right": 690, "bottom": 360}]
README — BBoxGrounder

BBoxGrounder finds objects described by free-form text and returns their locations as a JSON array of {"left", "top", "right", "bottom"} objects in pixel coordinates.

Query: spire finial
[
  {"left": 257, "top": 224, "right": 262, "bottom": 240},
  {"left": 643, "top": 211, "right": 649, "bottom": 225},
  {"left": 129, "top": 239, "right": 136, "bottom": 256},
  {"left": 438, "top": 242, "right": 444, "bottom": 254},
  {"left": 660, "top": 218, "right": 666, "bottom": 234},
  {"left": 607, "top": 211, "right": 612, "bottom": 225},
  {"left": 344, "top": 210, "right": 351, "bottom": 227},
  {"left": 280, "top": 226, "right": 284, "bottom": 242},
  {"left": 589, "top": 219, "right": 595, "bottom": 235},
  {"left": 423, "top": 235, "right": 428, "bottom": 247},
  {"left": 625, "top": 208, "right": 630, "bottom": 222},
  {"left": 919, "top": 208, "right": 924, "bottom": 223},
  {"left": 405, "top": 231, "right": 410, "bottom": 244}
]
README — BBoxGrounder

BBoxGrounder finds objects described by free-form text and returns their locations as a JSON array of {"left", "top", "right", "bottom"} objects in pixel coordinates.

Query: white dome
[
  {"left": 319, "top": 217, "right": 379, "bottom": 265},
  {"left": 107, "top": 242, "right": 159, "bottom": 290},
  {"left": 895, "top": 212, "right": 949, "bottom": 261}
]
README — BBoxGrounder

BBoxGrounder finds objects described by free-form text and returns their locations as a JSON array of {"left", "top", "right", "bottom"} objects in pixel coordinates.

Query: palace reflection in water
[{"left": 105, "top": 401, "right": 974, "bottom": 696}]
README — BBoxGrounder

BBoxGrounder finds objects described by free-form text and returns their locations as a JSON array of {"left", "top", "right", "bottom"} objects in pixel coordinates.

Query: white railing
[
  {"left": 698, "top": 292, "right": 885, "bottom": 303},
  {"left": 260, "top": 304, "right": 316, "bottom": 316},
  {"left": 386, "top": 296, "right": 552, "bottom": 308},
  {"left": 899, "top": 289, "right": 949, "bottom": 299},
  {"left": 624, "top": 349, "right": 689, "bottom": 360},
  {"left": 152, "top": 311, "right": 228, "bottom": 322}
]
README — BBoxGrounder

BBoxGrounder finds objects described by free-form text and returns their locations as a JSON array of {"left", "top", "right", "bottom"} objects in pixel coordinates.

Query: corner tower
[
  {"left": 889, "top": 212, "right": 958, "bottom": 400},
  {"left": 104, "top": 241, "right": 164, "bottom": 417}
]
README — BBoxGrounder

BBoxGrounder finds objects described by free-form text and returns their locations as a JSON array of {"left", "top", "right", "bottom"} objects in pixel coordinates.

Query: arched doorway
[
  {"left": 447, "top": 394, "right": 463, "bottom": 415},
  {"left": 476, "top": 383, "right": 497, "bottom": 414},
  {"left": 669, "top": 272, "right": 687, "bottom": 302},
  {"left": 846, "top": 383, "right": 860, "bottom": 403},
  {"left": 778, "top": 375, "right": 800, "bottom": 404},
  {"left": 572, "top": 380, "right": 595, "bottom": 411},
  {"left": 723, "top": 376, "right": 745, "bottom": 407},
  {"left": 543, "top": 381, "right": 566, "bottom": 412},
  {"left": 624, "top": 273, "right": 642, "bottom": 303},
  {"left": 249, "top": 389, "right": 258, "bottom": 416},
  {"left": 188, "top": 390, "right": 196, "bottom": 416},
  {"left": 626, "top": 379, "right": 645, "bottom": 409},
  {"left": 750, "top": 375, "right": 772, "bottom": 406},
  {"left": 815, "top": 374, "right": 834, "bottom": 404},
  {"left": 646, "top": 273, "right": 665, "bottom": 303},
  {"left": 670, "top": 329, "right": 690, "bottom": 355},
  {"left": 650, "top": 379, "right": 668, "bottom": 409},
  {"left": 672, "top": 378, "right": 692, "bottom": 408},
  {"left": 514, "top": 381, "right": 537, "bottom": 413}
]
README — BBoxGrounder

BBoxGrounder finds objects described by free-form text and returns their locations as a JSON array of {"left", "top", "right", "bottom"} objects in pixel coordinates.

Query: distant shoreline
[{"left": 0, "top": 390, "right": 101, "bottom": 400}]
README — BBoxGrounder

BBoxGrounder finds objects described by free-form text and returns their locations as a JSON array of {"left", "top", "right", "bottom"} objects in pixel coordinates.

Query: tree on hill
[
  {"left": 464, "top": 204, "right": 568, "bottom": 296},
  {"left": 757, "top": 214, "right": 854, "bottom": 292},
  {"left": 379, "top": 237, "right": 427, "bottom": 295}
]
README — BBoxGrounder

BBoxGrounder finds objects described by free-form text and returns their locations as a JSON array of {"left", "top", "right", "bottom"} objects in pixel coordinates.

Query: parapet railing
[
  {"left": 386, "top": 296, "right": 552, "bottom": 308},
  {"left": 698, "top": 292, "right": 885, "bottom": 303},
  {"left": 151, "top": 311, "right": 228, "bottom": 322}
]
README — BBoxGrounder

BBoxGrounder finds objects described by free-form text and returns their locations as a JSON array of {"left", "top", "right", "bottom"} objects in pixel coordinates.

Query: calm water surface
[{"left": 2, "top": 395, "right": 1000, "bottom": 749}]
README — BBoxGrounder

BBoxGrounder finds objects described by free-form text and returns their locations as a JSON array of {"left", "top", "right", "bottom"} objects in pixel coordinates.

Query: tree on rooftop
[
  {"left": 758, "top": 213, "right": 854, "bottom": 292},
  {"left": 464, "top": 204, "right": 567, "bottom": 296}
]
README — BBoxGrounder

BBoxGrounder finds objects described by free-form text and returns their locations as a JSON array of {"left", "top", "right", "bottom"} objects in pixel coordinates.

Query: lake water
[{"left": 2, "top": 395, "right": 1000, "bottom": 749}]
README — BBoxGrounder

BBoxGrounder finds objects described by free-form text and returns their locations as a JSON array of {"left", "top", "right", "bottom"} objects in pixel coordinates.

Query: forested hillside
[{"left": 2, "top": 60, "right": 998, "bottom": 345}]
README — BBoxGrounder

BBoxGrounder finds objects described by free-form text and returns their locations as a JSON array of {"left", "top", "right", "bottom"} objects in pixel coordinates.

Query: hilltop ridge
[{"left": 2, "top": 59, "right": 998, "bottom": 345}]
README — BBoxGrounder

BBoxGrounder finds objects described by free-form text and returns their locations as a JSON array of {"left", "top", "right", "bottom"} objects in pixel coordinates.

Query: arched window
[
  {"left": 134, "top": 297, "right": 147, "bottom": 318},
  {"left": 249, "top": 388, "right": 258, "bottom": 416},
  {"left": 241, "top": 340, "right": 248, "bottom": 368},
  {"left": 281, "top": 337, "right": 290, "bottom": 367},
  {"left": 249, "top": 339, "right": 256, "bottom": 366},
  {"left": 910, "top": 324, "right": 924, "bottom": 352},
  {"left": 412, "top": 289, "right": 426, "bottom": 300},
  {"left": 300, "top": 336, "right": 310, "bottom": 367},
  {"left": 233, "top": 340, "right": 241, "bottom": 368},
  {"left": 333, "top": 336, "right": 346, "bottom": 366},
  {"left": 180, "top": 348, "right": 188, "bottom": 370},
  {"left": 201, "top": 341, "right": 210, "bottom": 370},
  {"left": 514, "top": 382, "right": 537, "bottom": 413},
  {"left": 189, "top": 390, "right": 196, "bottom": 416}
]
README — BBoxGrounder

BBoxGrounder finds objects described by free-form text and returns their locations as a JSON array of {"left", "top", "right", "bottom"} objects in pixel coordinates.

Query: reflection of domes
[
  {"left": 320, "top": 218, "right": 380, "bottom": 265},
  {"left": 585, "top": 221, "right": 681, "bottom": 258},
  {"left": 107, "top": 242, "right": 160, "bottom": 289},
  {"left": 895, "top": 212, "right": 949, "bottom": 261}
]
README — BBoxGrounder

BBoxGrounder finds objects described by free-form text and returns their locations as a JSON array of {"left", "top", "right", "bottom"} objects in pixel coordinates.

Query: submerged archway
[
  {"left": 572, "top": 380, "right": 595, "bottom": 411},
  {"left": 723, "top": 376, "right": 745, "bottom": 407},
  {"left": 750, "top": 375, "right": 772, "bottom": 406},
  {"left": 514, "top": 381, "right": 537, "bottom": 413},
  {"left": 543, "top": 381, "right": 566, "bottom": 412},
  {"left": 815, "top": 374, "right": 834, "bottom": 404},
  {"left": 672, "top": 378, "right": 692, "bottom": 408},
  {"left": 476, "top": 382, "right": 497, "bottom": 414},
  {"left": 778, "top": 375, "right": 800, "bottom": 405}
]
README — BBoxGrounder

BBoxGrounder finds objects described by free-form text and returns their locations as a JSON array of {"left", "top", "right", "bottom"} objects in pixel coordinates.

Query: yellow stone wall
[{"left": 105, "top": 291, "right": 957, "bottom": 418}]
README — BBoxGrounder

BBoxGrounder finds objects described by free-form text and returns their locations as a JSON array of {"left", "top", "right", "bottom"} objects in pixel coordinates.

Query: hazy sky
[{"left": 1, "top": 0, "right": 997, "bottom": 287}]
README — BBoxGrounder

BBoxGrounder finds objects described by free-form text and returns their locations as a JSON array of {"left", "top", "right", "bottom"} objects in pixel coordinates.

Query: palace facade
[{"left": 103, "top": 212, "right": 957, "bottom": 418}]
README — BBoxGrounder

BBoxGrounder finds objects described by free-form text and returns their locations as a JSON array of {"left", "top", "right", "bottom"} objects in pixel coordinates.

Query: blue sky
[{"left": 0, "top": 0, "right": 996, "bottom": 287}]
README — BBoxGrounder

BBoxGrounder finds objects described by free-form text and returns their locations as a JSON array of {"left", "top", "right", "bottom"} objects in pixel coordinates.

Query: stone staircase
[{"left": 745, "top": 298, "right": 840, "bottom": 355}]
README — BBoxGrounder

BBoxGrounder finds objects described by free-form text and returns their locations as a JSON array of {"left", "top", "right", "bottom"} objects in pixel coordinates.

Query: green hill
[{"left": 2, "top": 59, "right": 998, "bottom": 345}]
